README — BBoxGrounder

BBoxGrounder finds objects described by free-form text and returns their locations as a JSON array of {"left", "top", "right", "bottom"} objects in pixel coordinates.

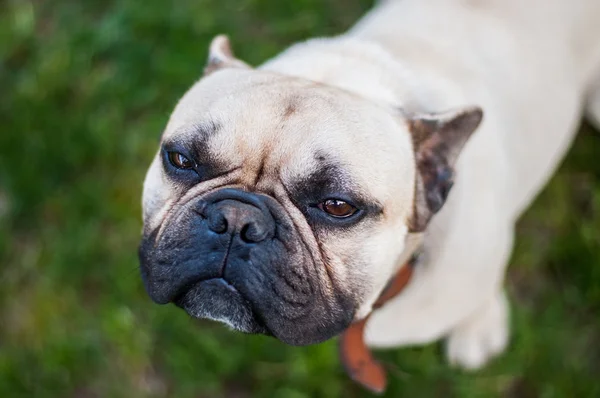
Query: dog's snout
[
  {"left": 202, "top": 190, "right": 275, "bottom": 243},
  {"left": 205, "top": 205, "right": 228, "bottom": 234}
]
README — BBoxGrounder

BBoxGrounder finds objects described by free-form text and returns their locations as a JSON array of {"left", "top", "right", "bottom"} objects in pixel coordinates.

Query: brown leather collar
[{"left": 339, "top": 258, "right": 416, "bottom": 394}]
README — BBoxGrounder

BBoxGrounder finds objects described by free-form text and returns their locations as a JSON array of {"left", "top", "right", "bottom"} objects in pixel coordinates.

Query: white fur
[{"left": 261, "top": 0, "right": 600, "bottom": 368}]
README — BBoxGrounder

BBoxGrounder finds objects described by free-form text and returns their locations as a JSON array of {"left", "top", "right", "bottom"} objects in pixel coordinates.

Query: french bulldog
[{"left": 139, "top": 0, "right": 600, "bottom": 372}]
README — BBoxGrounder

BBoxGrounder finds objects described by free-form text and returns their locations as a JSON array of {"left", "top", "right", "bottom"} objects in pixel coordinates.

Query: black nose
[{"left": 201, "top": 190, "right": 275, "bottom": 243}]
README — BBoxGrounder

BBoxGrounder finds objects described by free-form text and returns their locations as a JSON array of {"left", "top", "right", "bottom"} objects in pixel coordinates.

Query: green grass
[{"left": 1, "top": 0, "right": 599, "bottom": 397}]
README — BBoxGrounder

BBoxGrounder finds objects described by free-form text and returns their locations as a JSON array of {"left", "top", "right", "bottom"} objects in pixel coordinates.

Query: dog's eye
[
  {"left": 168, "top": 152, "right": 194, "bottom": 170},
  {"left": 318, "top": 199, "right": 357, "bottom": 218}
]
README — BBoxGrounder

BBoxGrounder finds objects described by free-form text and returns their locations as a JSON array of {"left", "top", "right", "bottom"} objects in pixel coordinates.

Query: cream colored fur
[{"left": 261, "top": 0, "right": 600, "bottom": 368}]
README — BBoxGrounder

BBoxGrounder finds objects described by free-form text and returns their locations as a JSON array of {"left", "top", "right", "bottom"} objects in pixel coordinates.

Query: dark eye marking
[
  {"left": 159, "top": 120, "right": 226, "bottom": 183},
  {"left": 286, "top": 160, "right": 382, "bottom": 228},
  {"left": 161, "top": 145, "right": 200, "bottom": 185}
]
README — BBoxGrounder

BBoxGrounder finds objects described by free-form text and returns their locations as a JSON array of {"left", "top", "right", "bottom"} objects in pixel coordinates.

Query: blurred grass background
[{"left": 1, "top": 0, "right": 599, "bottom": 397}]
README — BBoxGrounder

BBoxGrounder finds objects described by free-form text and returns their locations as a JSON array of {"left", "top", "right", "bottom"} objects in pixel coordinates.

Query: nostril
[
  {"left": 207, "top": 214, "right": 228, "bottom": 234},
  {"left": 240, "top": 223, "right": 267, "bottom": 243},
  {"left": 240, "top": 224, "right": 254, "bottom": 243}
]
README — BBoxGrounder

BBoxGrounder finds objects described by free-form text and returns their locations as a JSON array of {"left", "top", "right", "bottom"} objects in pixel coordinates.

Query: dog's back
[
  {"left": 351, "top": 0, "right": 600, "bottom": 217},
  {"left": 353, "top": 0, "right": 600, "bottom": 84}
]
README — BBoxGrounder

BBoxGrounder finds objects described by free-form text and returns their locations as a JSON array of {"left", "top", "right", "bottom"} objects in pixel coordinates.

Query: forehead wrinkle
[{"left": 270, "top": 101, "right": 385, "bottom": 207}]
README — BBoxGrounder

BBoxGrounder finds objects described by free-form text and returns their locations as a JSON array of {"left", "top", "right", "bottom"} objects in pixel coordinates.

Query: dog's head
[{"left": 139, "top": 36, "right": 482, "bottom": 346}]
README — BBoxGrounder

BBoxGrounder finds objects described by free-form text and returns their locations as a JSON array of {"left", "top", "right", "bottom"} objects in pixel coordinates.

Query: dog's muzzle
[{"left": 139, "top": 188, "right": 355, "bottom": 346}]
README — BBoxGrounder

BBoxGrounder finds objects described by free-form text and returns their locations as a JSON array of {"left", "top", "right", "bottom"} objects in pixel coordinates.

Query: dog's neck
[{"left": 260, "top": 36, "right": 464, "bottom": 115}]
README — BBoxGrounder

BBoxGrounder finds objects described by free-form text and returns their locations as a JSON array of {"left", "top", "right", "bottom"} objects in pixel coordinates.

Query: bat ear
[
  {"left": 406, "top": 106, "right": 483, "bottom": 231},
  {"left": 204, "top": 35, "right": 251, "bottom": 76}
]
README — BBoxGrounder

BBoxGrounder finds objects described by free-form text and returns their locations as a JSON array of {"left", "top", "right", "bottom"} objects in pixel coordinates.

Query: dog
[{"left": 139, "top": 0, "right": 600, "bottom": 381}]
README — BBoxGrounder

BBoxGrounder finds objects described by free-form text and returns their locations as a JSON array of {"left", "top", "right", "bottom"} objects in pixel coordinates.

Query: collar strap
[{"left": 338, "top": 258, "right": 417, "bottom": 394}]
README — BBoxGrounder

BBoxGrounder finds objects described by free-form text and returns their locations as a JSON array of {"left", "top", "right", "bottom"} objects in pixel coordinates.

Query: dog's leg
[
  {"left": 445, "top": 288, "right": 510, "bottom": 369},
  {"left": 365, "top": 193, "right": 515, "bottom": 360},
  {"left": 442, "top": 216, "right": 514, "bottom": 370}
]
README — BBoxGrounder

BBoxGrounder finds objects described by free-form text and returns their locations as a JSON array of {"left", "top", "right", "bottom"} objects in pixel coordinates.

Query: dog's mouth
[
  {"left": 172, "top": 277, "right": 270, "bottom": 335},
  {"left": 171, "top": 276, "right": 235, "bottom": 304},
  {"left": 139, "top": 188, "right": 358, "bottom": 346}
]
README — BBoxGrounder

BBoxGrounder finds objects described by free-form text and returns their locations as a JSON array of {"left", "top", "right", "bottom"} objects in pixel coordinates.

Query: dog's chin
[
  {"left": 174, "top": 278, "right": 269, "bottom": 335},
  {"left": 172, "top": 277, "right": 354, "bottom": 346}
]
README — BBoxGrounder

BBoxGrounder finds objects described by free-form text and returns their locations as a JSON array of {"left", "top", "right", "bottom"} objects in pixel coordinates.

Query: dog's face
[{"left": 139, "top": 36, "right": 482, "bottom": 346}]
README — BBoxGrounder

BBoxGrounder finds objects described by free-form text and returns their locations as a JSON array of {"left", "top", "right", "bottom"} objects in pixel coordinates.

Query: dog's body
[
  {"left": 140, "top": 0, "right": 600, "bottom": 372},
  {"left": 260, "top": 0, "right": 600, "bottom": 367}
]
